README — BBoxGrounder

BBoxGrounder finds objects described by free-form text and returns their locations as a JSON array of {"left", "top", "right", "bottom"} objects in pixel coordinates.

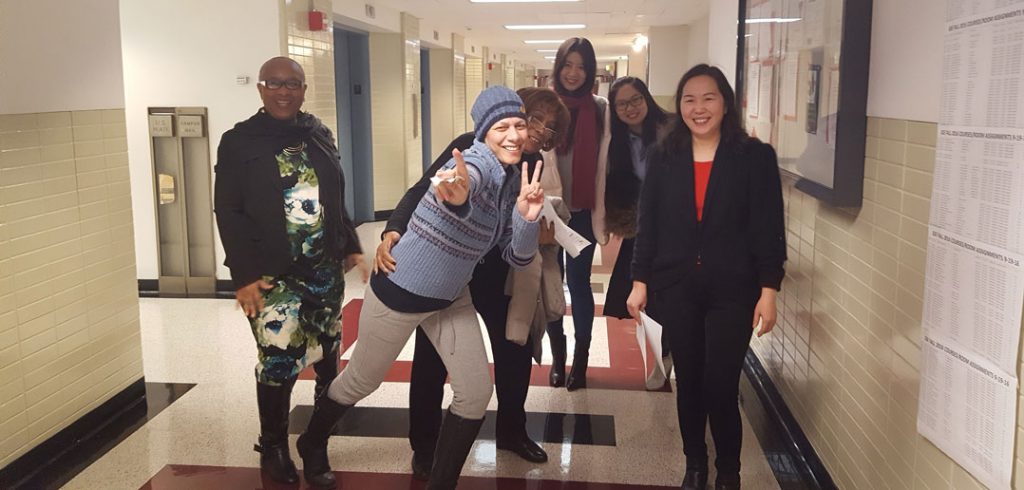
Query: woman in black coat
[{"left": 626, "top": 64, "right": 786, "bottom": 490}]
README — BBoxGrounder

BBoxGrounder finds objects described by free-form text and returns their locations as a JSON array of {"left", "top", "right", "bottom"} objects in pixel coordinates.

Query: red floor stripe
[{"left": 299, "top": 237, "right": 669, "bottom": 392}]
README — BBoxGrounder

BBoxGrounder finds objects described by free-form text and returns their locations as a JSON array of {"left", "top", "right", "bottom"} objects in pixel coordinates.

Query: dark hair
[
  {"left": 608, "top": 76, "right": 667, "bottom": 180},
  {"left": 657, "top": 64, "right": 747, "bottom": 155},
  {"left": 608, "top": 77, "right": 668, "bottom": 146},
  {"left": 552, "top": 37, "right": 601, "bottom": 153},
  {"left": 552, "top": 37, "right": 597, "bottom": 96},
  {"left": 517, "top": 87, "right": 571, "bottom": 148}
]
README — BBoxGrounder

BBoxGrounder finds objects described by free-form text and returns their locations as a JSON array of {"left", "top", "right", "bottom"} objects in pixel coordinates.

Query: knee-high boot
[
  {"left": 255, "top": 378, "right": 299, "bottom": 484},
  {"left": 296, "top": 394, "right": 351, "bottom": 488},
  {"left": 566, "top": 339, "right": 590, "bottom": 391},
  {"left": 426, "top": 410, "right": 485, "bottom": 490},
  {"left": 313, "top": 344, "right": 340, "bottom": 400},
  {"left": 547, "top": 329, "right": 567, "bottom": 387}
]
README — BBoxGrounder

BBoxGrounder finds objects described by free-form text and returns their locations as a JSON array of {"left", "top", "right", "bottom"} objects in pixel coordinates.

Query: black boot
[
  {"left": 681, "top": 468, "right": 709, "bottom": 489},
  {"left": 426, "top": 410, "right": 485, "bottom": 490},
  {"left": 566, "top": 339, "right": 590, "bottom": 391},
  {"left": 548, "top": 331, "right": 567, "bottom": 387},
  {"left": 313, "top": 345, "right": 339, "bottom": 400},
  {"left": 296, "top": 394, "right": 351, "bottom": 488},
  {"left": 411, "top": 450, "right": 432, "bottom": 481},
  {"left": 714, "top": 472, "right": 740, "bottom": 490},
  {"left": 254, "top": 379, "right": 299, "bottom": 484}
]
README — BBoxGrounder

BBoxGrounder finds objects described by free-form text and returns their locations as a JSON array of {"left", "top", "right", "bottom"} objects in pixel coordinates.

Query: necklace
[{"left": 283, "top": 141, "right": 306, "bottom": 155}]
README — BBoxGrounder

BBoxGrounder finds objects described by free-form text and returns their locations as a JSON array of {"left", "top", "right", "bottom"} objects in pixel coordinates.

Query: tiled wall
[
  {"left": 401, "top": 13, "right": 423, "bottom": 187},
  {"left": 452, "top": 34, "right": 468, "bottom": 136},
  {"left": 755, "top": 116, "right": 1022, "bottom": 489},
  {"left": 0, "top": 109, "right": 142, "bottom": 467},
  {"left": 283, "top": 0, "right": 338, "bottom": 142},
  {"left": 465, "top": 57, "right": 484, "bottom": 126}
]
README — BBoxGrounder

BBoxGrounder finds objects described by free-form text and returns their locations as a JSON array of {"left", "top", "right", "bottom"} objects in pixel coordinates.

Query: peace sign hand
[
  {"left": 434, "top": 148, "right": 471, "bottom": 206},
  {"left": 516, "top": 160, "right": 544, "bottom": 221}
]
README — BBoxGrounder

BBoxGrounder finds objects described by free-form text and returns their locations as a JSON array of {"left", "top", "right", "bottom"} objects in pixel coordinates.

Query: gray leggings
[{"left": 326, "top": 285, "right": 494, "bottom": 419}]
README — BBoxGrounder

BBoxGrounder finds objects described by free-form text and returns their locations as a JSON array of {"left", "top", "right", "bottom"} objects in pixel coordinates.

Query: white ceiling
[{"left": 372, "top": 0, "right": 710, "bottom": 67}]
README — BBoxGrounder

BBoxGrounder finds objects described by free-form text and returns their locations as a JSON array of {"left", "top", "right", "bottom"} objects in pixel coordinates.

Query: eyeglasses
[
  {"left": 614, "top": 95, "right": 645, "bottom": 111},
  {"left": 259, "top": 79, "right": 305, "bottom": 90},
  {"left": 527, "top": 115, "right": 558, "bottom": 151}
]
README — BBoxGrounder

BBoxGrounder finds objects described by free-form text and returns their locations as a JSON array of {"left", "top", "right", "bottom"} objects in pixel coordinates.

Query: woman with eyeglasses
[
  {"left": 545, "top": 37, "right": 612, "bottom": 391},
  {"left": 601, "top": 77, "right": 673, "bottom": 389},
  {"left": 375, "top": 87, "right": 570, "bottom": 477}
]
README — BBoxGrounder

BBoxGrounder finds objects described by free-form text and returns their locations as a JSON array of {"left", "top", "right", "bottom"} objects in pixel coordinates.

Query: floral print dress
[{"left": 249, "top": 142, "right": 345, "bottom": 385}]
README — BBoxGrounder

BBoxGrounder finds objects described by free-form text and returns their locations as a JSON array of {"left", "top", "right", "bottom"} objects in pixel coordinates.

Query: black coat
[
  {"left": 631, "top": 138, "right": 786, "bottom": 293},
  {"left": 214, "top": 110, "right": 362, "bottom": 289}
]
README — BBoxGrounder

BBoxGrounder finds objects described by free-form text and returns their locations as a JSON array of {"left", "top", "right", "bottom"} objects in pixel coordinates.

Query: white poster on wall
[{"left": 918, "top": 3, "right": 1024, "bottom": 489}]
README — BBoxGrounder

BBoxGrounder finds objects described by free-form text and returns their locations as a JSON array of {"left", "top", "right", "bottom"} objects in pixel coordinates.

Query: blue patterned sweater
[{"left": 385, "top": 140, "right": 540, "bottom": 301}]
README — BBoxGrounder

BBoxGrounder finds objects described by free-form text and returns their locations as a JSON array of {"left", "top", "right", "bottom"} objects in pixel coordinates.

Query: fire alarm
[
  {"left": 487, "top": 62, "right": 493, "bottom": 71},
  {"left": 308, "top": 10, "right": 327, "bottom": 31}
]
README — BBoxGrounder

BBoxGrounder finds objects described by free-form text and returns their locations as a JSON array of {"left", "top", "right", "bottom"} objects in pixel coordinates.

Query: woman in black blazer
[{"left": 627, "top": 64, "right": 786, "bottom": 490}]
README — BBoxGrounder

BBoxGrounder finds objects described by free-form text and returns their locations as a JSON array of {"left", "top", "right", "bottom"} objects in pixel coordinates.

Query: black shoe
[
  {"left": 255, "top": 380, "right": 299, "bottom": 484},
  {"left": 680, "top": 468, "right": 708, "bottom": 490},
  {"left": 714, "top": 472, "right": 740, "bottom": 490},
  {"left": 411, "top": 451, "right": 432, "bottom": 481},
  {"left": 426, "top": 410, "right": 485, "bottom": 490},
  {"left": 548, "top": 331, "right": 567, "bottom": 387},
  {"left": 566, "top": 340, "right": 590, "bottom": 391},
  {"left": 296, "top": 395, "right": 350, "bottom": 488},
  {"left": 496, "top": 434, "right": 548, "bottom": 463}
]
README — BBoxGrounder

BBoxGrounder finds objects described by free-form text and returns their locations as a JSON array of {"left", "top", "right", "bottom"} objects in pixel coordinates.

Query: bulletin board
[{"left": 735, "top": 0, "right": 873, "bottom": 207}]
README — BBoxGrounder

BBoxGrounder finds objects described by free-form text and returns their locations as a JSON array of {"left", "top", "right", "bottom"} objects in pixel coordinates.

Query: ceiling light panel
[{"left": 504, "top": 24, "right": 586, "bottom": 30}]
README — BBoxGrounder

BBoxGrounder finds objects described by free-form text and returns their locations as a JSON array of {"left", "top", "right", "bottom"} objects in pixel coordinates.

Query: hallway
[{"left": 58, "top": 223, "right": 782, "bottom": 489}]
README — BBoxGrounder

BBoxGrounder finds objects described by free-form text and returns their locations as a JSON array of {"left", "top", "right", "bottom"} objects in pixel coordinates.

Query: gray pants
[{"left": 326, "top": 285, "right": 494, "bottom": 419}]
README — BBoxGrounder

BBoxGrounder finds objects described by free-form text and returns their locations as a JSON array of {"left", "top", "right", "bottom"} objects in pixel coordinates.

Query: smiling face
[
  {"left": 559, "top": 51, "right": 586, "bottom": 93},
  {"left": 523, "top": 113, "right": 556, "bottom": 154},
  {"left": 679, "top": 75, "right": 725, "bottom": 140},
  {"left": 613, "top": 83, "right": 648, "bottom": 132},
  {"left": 485, "top": 117, "right": 528, "bottom": 165},
  {"left": 257, "top": 58, "right": 307, "bottom": 121}
]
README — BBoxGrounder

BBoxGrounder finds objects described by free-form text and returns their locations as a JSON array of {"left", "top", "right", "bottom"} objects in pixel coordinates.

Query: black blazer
[
  {"left": 631, "top": 138, "right": 786, "bottom": 293},
  {"left": 214, "top": 111, "right": 362, "bottom": 289}
]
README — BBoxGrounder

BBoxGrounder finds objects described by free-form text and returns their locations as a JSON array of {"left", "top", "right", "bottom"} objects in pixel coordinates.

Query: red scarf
[{"left": 558, "top": 94, "right": 599, "bottom": 210}]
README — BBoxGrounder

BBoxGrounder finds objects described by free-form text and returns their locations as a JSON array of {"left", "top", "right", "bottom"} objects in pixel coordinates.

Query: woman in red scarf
[{"left": 543, "top": 37, "right": 611, "bottom": 391}]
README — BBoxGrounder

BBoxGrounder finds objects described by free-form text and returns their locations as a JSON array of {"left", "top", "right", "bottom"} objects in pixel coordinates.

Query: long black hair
[
  {"left": 604, "top": 77, "right": 669, "bottom": 237},
  {"left": 552, "top": 37, "right": 597, "bottom": 97},
  {"left": 657, "top": 64, "right": 748, "bottom": 156},
  {"left": 608, "top": 77, "right": 667, "bottom": 148}
]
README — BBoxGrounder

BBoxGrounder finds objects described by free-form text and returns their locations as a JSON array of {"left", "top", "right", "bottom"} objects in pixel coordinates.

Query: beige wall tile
[
  {"left": 758, "top": 117, "right": 1000, "bottom": 489},
  {"left": 907, "top": 121, "right": 938, "bottom": 147},
  {"left": 71, "top": 110, "right": 104, "bottom": 126},
  {"left": 880, "top": 118, "right": 908, "bottom": 142},
  {"left": 36, "top": 112, "right": 72, "bottom": 129},
  {"left": 0, "top": 109, "right": 142, "bottom": 465},
  {"left": 905, "top": 144, "right": 936, "bottom": 172},
  {"left": 0, "top": 114, "right": 40, "bottom": 132},
  {"left": 878, "top": 139, "right": 907, "bottom": 165}
]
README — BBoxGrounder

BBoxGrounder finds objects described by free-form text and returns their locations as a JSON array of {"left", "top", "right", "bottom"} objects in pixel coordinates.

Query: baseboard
[
  {"left": 137, "top": 280, "right": 234, "bottom": 299},
  {"left": 739, "top": 352, "right": 837, "bottom": 490},
  {"left": 0, "top": 378, "right": 147, "bottom": 489},
  {"left": 373, "top": 209, "right": 393, "bottom": 221}
]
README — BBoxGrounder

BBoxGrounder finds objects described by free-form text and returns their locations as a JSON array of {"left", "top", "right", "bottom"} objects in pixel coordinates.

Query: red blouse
[{"left": 694, "top": 161, "right": 713, "bottom": 221}]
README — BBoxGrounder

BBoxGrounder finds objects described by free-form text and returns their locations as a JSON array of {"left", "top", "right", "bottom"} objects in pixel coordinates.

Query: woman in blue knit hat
[{"left": 295, "top": 86, "right": 545, "bottom": 490}]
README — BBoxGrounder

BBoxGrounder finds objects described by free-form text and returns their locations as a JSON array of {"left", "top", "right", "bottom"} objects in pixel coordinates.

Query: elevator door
[{"left": 148, "top": 107, "right": 216, "bottom": 296}]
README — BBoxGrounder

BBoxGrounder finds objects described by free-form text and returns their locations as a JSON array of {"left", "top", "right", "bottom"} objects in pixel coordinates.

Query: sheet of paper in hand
[{"left": 540, "top": 198, "right": 592, "bottom": 258}]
